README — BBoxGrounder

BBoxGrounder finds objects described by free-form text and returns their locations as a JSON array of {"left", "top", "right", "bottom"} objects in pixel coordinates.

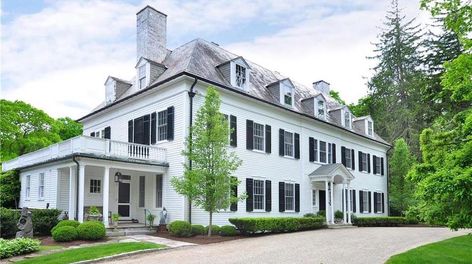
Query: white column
[
  {"left": 68, "top": 166, "right": 75, "bottom": 220},
  {"left": 324, "top": 180, "right": 329, "bottom": 224},
  {"left": 347, "top": 182, "right": 352, "bottom": 224},
  {"left": 78, "top": 164, "right": 85, "bottom": 223},
  {"left": 103, "top": 166, "right": 110, "bottom": 227},
  {"left": 330, "top": 181, "right": 335, "bottom": 224},
  {"left": 343, "top": 184, "right": 347, "bottom": 224}
]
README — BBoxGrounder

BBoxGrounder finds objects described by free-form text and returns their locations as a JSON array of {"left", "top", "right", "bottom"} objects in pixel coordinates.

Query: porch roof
[{"left": 308, "top": 163, "right": 354, "bottom": 184}]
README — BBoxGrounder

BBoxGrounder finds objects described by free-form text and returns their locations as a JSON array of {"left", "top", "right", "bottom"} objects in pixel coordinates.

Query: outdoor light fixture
[{"left": 114, "top": 172, "right": 122, "bottom": 182}]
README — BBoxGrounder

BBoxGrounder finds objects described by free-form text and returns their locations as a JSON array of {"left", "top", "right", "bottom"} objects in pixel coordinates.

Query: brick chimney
[{"left": 136, "top": 6, "right": 167, "bottom": 63}]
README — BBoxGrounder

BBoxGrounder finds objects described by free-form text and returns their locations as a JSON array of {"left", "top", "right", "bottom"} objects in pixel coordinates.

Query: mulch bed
[
  {"left": 37, "top": 236, "right": 109, "bottom": 247},
  {"left": 152, "top": 231, "right": 244, "bottom": 245}
]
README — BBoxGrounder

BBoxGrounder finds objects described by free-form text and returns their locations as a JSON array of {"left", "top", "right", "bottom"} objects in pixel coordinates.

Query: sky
[{"left": 1, "top": 0, "right": 431, "bottom": 119}]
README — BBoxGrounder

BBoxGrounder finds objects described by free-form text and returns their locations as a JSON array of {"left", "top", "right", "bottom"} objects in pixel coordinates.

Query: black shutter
[
  {"left": 230, "top": 176, "right": 238, "bottom": 211},
  {"left": 381, "top": 193, "right": 385, "bottom": 213},
  {"left": 128, "top": 120, "right": 133, "bottom": 142},
  {"left": 381, "top": 158, "right": 385, "bottom": 175},
  {"left": 367, "top": 154, "right": 371, "bottom": 173},
  {"left": 351, "top": 149, "right": 355, "bottom": 170},
  {"left": 373, "top": 155, "right": 377, "bottom": 174},
  {"left": 265, "top": 180, "right": 271, "bottom": 212},
  {"left": 265, "top": 125, "right": 271, "bottom": 153},
  {"left": 358, "top": 151, "right": 363, "bottom": 171},
  {"left": 352, "top": 190, "right": 356, "bottom": 213},
  {"left": 341, "top": 146, "right": 346, "bottom": 166},
  {"left": 373, "top": 192, "right": 378, "bottom": 213},
  {"left": 230, "top": 115, "right": 237, "bottom": 147},
  {"left": 90, "top": 132, "right": 95, "bottom": 137},
  {"left": 151, "top": 112, "right": 156, "bottom": 144},
  {"left": 295, "top": 183, "right": 300, "bottom": 212},
  {"left": 167, "top": 106, "right": 174, "bottom": 140},
  {"left": 279, "top": 129, "right": 285, "bottom": 156},
  {"left": 104, "top": 127, "right": 111, "bottom": 139},
  {"left": 359, "top": 190, "right": 363, "bottom": 212},
  {"left": 332, "top": 143, "right": 336, "bottom": 163},
  {"left": 246, "top": 178, "right": 253, "bottom": 212},
  {"left": 143, "top": 114, "right": 150, "bottom": 145},
  {"left": 294, "top": 133, "right": 300, "bottom": 159},
  {"left": 279, "top": 182, "right": 285, "bottom": 212},
  {"left": 246, "top": 120, "right": 254, "bottom": 150},
  {"left": 368, "top": 191, "right": 372, "bottom": 213},
  {"left": 309, "top": 137, "right": 315, "bottom": 162}
]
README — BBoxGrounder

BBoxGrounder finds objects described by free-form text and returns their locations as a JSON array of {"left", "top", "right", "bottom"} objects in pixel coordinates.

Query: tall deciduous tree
[
  {"left": 171, "top": 87, "right": 243, "bottom": 236},
  {"left": 389, "top": 138, "right": 415, "bottom": 216}
]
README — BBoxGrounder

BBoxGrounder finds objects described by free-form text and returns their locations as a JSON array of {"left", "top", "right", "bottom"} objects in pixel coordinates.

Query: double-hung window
[
  {"left": 138, "top": 65, "right": 146, "bottom": 89},
  {"left": 346, "top": 149, "right": 352, "bottom": 169},
  {"left": 284, "top": 131, "right": 294, "bottom": 157},
  {"left": 38, "top": 173, "right": 45, "bottom": 200},
  {"left": 367, "top": 121, "right": 373, "bottom": 136},
  {"left": 344, "top": 111, "right": 351, "bottom": 129},
  {"left": 90, "top": 179, "right": 101, "bottom": 193},
  {"left": 375, "top": 156, "right": 382, "bottom": 174},
  {"left": 317, "top": 100, "right": 325, "bottom": 119},
  {"left": 25, "top": 175, "right": 31, "bottom": 199},
  {"left": 375, "top": 193, "right": 383, "bottom": 213},
  {"left": 362, "top": 191, "right": 369, "bottom": 213},
  {"left": 158, "top": 109, "right": 168, "bottom": 141},
  {"left": 285, "top": 183, "right": 295, "bottom": 211},
  {"left": 253, "top": 180, "right": 265, "bottom": 210},
  {"left": 328, "top": 143, "right": 333, "bottom": 164},
  {"left": 319, "top": 141, "right": 327, "bottom": 163},
  {"left": 282, "top": 85, "right": 293, "bottom": 106},
  {"left": 361, "top": 152, "right": 368, "bottom": 172},
  {"left": 156, "top": 175, "right": 163, "bottom": 208},
  {"left": 253, "top": 122, "right": 265, "bottom": 151},
  {"left": 235, "top": 64, "right": 246, "bottom": 88}
]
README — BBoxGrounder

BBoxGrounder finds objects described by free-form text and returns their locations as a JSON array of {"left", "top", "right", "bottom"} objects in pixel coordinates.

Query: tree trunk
[{"left": 208, "top": 212, "right": 212, "bottom": 237}]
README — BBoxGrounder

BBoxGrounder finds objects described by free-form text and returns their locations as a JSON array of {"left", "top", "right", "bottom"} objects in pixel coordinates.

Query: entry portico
[{"left": 309, "top": 164, "right": 354, "bottom": 225}]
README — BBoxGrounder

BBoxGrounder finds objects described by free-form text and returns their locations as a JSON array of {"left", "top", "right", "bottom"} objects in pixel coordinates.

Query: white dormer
[
  {"left": 314, "top": 94, "right": 327, "bottom": 120},
  {"left": 104, "top": 76, "right": 132, "bottom": 105},
  {"left": 217, "top": 57, "right": 251, "bottom": 90},
  {"left": 353, "top": 116, "right": 374, "bottom": 136},
  {"left": 342, "top": 107, "right": 352, "bottom": 129}
]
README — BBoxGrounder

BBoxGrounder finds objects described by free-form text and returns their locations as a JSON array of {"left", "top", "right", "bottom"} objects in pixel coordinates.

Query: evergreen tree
[{"left": 389, "top": 138, "right": 415, "bottom": 216}]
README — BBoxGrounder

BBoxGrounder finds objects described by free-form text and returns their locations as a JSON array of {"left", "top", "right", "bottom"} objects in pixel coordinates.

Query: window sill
[
  {"left": 251, "top": 149, "right": 267, "bottom": 154},
  {"left": 283, "top": 210, "right": 296, "bottom": 213},
  {"left": 283, "top": 155, "right": 295, "bottom": 160},
  {"left": 359, "top": 171, "right": 369, "bottom": 174},
  {"left": 312, "top": 161, "right": 328, "bottom": 165},
  {"left": 156, "top": 140, "right": 170, "bottom": 144},
  {"left": 251, "top": 210, "right": 267, "bottom": 213}
]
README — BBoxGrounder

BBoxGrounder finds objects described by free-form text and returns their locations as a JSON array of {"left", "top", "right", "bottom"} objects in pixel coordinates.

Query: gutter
[
  {"left": 72, "top": 155, "right": 80, "bottom": 220},
  {"left": 187, "top": 78, "right": 198, "bottom": 223}
]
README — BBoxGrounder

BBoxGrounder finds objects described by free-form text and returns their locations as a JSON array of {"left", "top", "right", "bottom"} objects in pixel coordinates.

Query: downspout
[
  {"left": 187, "top": 78, "right": 198, "bottom": 223},
  {"left": 72, "top": 155, "right": 80, "bottom": 220}
]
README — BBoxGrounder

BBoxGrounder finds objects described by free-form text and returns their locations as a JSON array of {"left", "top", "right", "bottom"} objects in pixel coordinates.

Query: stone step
[
  {"left": 107, "top": 228, "right": 157, "bottom": 237},
  {"left": 327, "top": 224, "right": 357, "bottom": 229}
]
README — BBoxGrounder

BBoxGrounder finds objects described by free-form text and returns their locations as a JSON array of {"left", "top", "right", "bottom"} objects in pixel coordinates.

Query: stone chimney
[
  {"left": 136, "top": 6, "right": 167, "bottom": 63},
  {"left": 313, "top": 80, "right": 330, "bottom": 94}
]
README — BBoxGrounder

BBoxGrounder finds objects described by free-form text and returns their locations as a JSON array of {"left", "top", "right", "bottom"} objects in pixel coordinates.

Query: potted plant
[
  {"left": 112, "top": 213, "right": 120, "bottom": 230},
  {"left": 87, "top": 206, "right": 101, "bottom": 221},
  {"left": 146, "top": 214, "right": 156, "bottom": 230},
  {"left": 334, "top": 210, "right": 344, "bottom": 223}
]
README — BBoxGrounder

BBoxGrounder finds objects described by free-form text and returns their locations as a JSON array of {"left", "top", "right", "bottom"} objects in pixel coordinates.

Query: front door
[
  {"left": 118, "top": 181, "right": 131, "bottom": 219},
  {"left": 319, "top": 190, "right": 326, "bottom": 211}
]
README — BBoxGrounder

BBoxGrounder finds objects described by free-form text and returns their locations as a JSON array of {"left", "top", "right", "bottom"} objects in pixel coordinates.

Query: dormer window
[
  {"left": 235, "top": 64, "right": 247, "bottom": 88},
  {"left": 283, "top": 86, "right": 293, "bottom": 106},
  {"left": 344, "top": 111, "right": 351, "bottom": 129},
  {"left": 317, "top": 99, "right": 326, "bottom": 119},
  {"left": 138, "top": 65, "right": 146, "bottom": 89},
  {"left": 367, "top": 120, "right": 373, "bottom": 136}
]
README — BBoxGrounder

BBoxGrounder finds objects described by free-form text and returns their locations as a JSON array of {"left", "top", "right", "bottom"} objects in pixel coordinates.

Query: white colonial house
[{"left": 2, "top": 6, "right": 390, "bottom": 228}]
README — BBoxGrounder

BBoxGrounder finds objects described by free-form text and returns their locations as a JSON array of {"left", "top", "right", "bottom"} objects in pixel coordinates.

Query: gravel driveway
[{"left": 106, "top": 227, "right": 470, "bottom": 264}]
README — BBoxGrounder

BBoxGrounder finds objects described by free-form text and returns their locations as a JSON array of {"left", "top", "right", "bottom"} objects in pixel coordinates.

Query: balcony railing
[{"left": 2, "top": 136, "right": 167, "bottom": 172}]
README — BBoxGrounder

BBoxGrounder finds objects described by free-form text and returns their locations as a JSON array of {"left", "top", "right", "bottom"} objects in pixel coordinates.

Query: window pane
[
  {"left": 158, "top": 110, "right": 168, "bottom": 141},
  {"left": 344, "top": 112, "right": 351, "bottom": 128},
  {"left": 328, "top": 143, "right": 332, "bottom": 164},
  {"left": 253, "top": 123, "right": 265, "bottom": 151},
  {"left": 235, "top": 65, "right": 246, "bottom": 88},
  {"left": 317, "top": 100, "right": 325, "bottom": 118},
  {"left": 253, "top": 180, "right": 265, "bottom": 210},
  {"left": 320, "top": 141, "right": 327, "bottom": 163},
  {"left": 285, "top": 183, "right": 294, "bottom": 211},
  {"left": 346, "top": 148, "right": 352, "bottom": 169},
  {"left": 284, "top": 131, "right": 294, "bottom": 157}
]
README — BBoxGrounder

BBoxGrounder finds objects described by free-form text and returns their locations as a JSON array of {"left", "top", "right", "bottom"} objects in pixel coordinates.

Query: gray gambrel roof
[{"left": 83, "top": 38, "right": 389, "bottom": 145}]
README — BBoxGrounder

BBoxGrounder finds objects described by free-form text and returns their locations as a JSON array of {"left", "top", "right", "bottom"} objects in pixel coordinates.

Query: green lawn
[
  {"left": 386, "top": 235, "right": 472, "bottom": 264},
  {"left": 16, "top": 242, "right": 163, "bottom": 264},
  {"left": 39, "top": 245, "right": 64, "bottom": 252}
]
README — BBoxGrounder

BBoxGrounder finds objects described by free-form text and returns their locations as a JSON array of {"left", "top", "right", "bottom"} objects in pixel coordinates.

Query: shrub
[
  {"left": 0, "top": 208, "right": 61, "bottom": 238},
  {"left": 219, "top": 225, "right": 238, "bottom": 236},
  {"left": 334, "top": 210, "right": 344, "bottom": 219},
  {"left": 51, "top": 220, "right": 80, "bottom": 234},
  {"left": 191, "top": 224, "right": 205, "bottom": 236},
  {"left": 52, "top": 226, "right": 78, "bottom": 242},
  {"left": 168, "top": 220, "right": 192, "bottom": 237},
  {"left": 229, "top": 216, "right": 325, "bottom": 235},
  {"left": 205, "top": 225, "right": 221, "bottom": 235},
  {"left": 352, "top": 217, "right": 418, "bottom": 227},
  {"left": 77, "top": 221, "right": 106, "bottom": 240},
  {"left": 303, "top": 213, "right": 316, "bottom": 218},
  {"left": 317, "top": 210, "right": 326, "bottom": 217},
  {"left": 0, "top": 238, "right": 40, "bottom": 259},
  {"left": 0, "top": 208, "right": 20, "bottom": 238}
]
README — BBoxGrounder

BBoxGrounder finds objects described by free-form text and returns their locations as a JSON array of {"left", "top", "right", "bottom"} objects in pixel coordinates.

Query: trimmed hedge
[
  {"left": 352, "top": 217, "right": 418, "bottom": 227},
  {"left": 51, "top": 220, "right": 80, "bottom": 234},
  {"left": 204, "top": 225, "right": 221, "bottom": 236},
  {"left": 168, "top": 220, "right": 192, "bottom": 237},
  {"left": 52, "top": 226, "right": 78, "bottom": 242},
  {"left": 0, "top": 208, "right": 61, "bottom": 238},
  {"left": 229, "top": 216, "right": 325, "bottom": 235},
  {"left": 219, "top": 225, "right": 238, "bottom": 236},
  {"left": 191, "top": 224, "right": 205, "bottom": 236},
  {"left": 0, "top": 238, "right": 40, "bottom": 259},
  {"left": 77, "top": 221, "right": 106, "bottom": 240}
]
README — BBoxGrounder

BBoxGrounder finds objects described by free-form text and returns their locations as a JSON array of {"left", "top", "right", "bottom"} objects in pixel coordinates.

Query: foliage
[
  {"left": 168, "top": 220, "right": 192, "bottom": 237},
  {"left": 55, "top": 117, "right": 83, "bottom": 141},
  {"left": 352, "top": 217, "right": 417, "bottom": 227},
  {"left": 0, "top": 238, "right": 40, "bottom": 259},
  {"left": 303, "top": 213, "right": 316, "bottom": 218},
  {"left": 316, "top": 210, "right": 326, "bottom": 217},
  {"left": 0, "top": 207, "right": 20, "bottom": 238},
  {"left": 111, "top": 213, "right": 120, "bottom": 223},
  {"left": 386, "top": 235, "right": 472, "bottom": 264},
  {"left": 76, "top": 221, "right": 106, "bottom": 240},
  {"left": 171, "top": 87, "right": 243, "bottom": 236},
  {"left": 334, "top": 210, "right": 343, "bottom": 219},
  {"left": 52, "top": 226, "right": 78, "bottom": 242},
  {"left": 15, "top": 242, "right": 163, "bottom": 264},
  {"left": 191, "top": 224, "right": 205, "bottom": 236},
  {"left": 229, "top": 217, "right": 325, "bottom": 235},
  {"left": 51, "top": 220, "right": 80, "bottom": 234},
  {"left": 219, "top": 225, "right": 238, "bottom": 236},
  {"left": 87, "top": 206, "right": 100, "bottom": 216},
  {"left": 329, "top": 90, "right": 346, "bottom": 105},
  {"left": 31, "top": 209, "right": 61, "bottom": 236},
  {"left": 204, "top": 225, "right": 221, "bottom": 236},
  {"left": 389, "top": 138, "right": 416, "bottom": 215},
  {"left": 348, "top": 96, "right": 374, "bottom": 117},
  {"left": 146, "top": 214, "right": 156, "bottom": 227},
  {"left": 0, "top": 170, "right": 20, "bottom": 208}
]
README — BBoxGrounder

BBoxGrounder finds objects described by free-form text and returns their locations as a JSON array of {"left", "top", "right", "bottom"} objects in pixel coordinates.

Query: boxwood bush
[
  {"left": 51, "top": 220, "right": 80, "bottom": 234},
  {"left": 219, "top": 225, "right": 238, "bottom": 236},
  {"left": 77, "top": 221, "right": 106, "bottom": 240},
  {"left": 0, "top": 208, "right": 20, "bottom": 238},
  {"left": 229, "top": 217, "right": 325, "bottom": 235},
  {"left": 352, "top": 217, "right": 418, "bottom": 227},
  {"left": 168, "top": 220, "right": 192, "bottom": 237},
  {"left": 0, "top": 238, "right": 40, "bottom": 259},
  {"left": 204, "top": 225, "right": 221, "bottom": 235},
  {"left": 0, "top": 208, "right": 61, "bottom": 238},
  {"left": 52, "top": 226, "right": 78, "bottom": 242},
  {"left": 191, "top": 224, "right": 205, "bottom": 236}
]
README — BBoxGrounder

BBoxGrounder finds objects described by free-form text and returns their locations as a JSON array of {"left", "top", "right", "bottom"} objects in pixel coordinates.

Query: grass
[
  {"left": 386, "top": 235, "right": 472, "bottom": 264},
  {"left": 39, "top": 245, "right": 64, "bottom": 252},
  {"left": 16, "top": 242, "right": 163, "bottom": 264}
]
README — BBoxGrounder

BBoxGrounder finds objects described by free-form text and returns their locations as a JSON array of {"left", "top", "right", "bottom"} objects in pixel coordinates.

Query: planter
[{"left": 87, "top": 214, "right": 101, "bottom": 221}]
